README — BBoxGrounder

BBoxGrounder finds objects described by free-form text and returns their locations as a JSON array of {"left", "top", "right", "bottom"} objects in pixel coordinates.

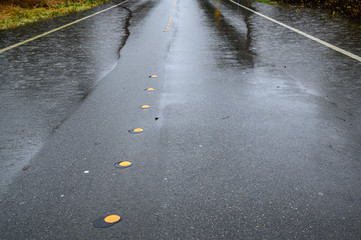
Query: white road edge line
[
  {"left": 229, "top": 0, "right": 361, "bottom": 63},
  {"left": 0, "top": 0, "right": 128, "bottom": 54}
]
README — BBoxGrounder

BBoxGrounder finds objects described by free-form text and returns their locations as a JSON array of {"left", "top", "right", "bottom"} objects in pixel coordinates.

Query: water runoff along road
[{"left": 0, "top": 0, "right": 360, "bottom": 238}]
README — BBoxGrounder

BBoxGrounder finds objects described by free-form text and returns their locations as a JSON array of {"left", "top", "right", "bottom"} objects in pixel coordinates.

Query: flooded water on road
[{"left": 0, "top": 0, "right": 151, "bottom": 193}]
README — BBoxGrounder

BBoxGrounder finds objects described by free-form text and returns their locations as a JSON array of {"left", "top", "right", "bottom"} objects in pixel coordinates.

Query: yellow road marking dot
[
  {"left": 150, "top": 75, "right": 158, "bottom": 78},
  {"left": 129, "top": 128, "right": 144, "bottom": 134},
  {"left": 145, "top": 88, "right": 155, "bottom": 91},
  {"left": 115, "top": 161, "right": 133, "bottom": 168},
  {"left": 118, "top": 161, "right": 132, "bottom": 167},
  {"left": 104, "top": 215, "right": 121, "bottom": 223},
  {"left": 141, "top": 105, "right": 150, "bottom": 109},
  {"left": 164, "top": 30, "right": 169, "bottom": 32},
  {"left": 93, "top": 214, "right": 122, "bottom": 228}
]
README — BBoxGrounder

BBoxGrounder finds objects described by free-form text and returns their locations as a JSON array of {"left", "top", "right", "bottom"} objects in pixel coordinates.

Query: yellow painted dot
[
  {"left": 150, "top": 75, "right": 158, "bottom": 78},
  {"left": 104, "top": 215, "right": 121, "bottom": 223},
  {"left": 164, "top": 30, "right": 169, "bottom": 32},
  {"left": 141, "top": 105, "right": 150, "bottom": 109},
  {"left": 118, "top": 161, "right": 132, "bottom": 167},
  {"left": 133, "top": 128, "right": 144, "bottom": 132},
  {"left": 146, "top": 88, "right": 155, "bottom": 91}
]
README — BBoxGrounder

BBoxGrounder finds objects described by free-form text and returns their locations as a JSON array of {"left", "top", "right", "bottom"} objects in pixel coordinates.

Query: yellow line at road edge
[
  {"left": 229, "top": 0, "right": 361, "bottom": 63},
  {"left": 0, "top": 0, "right": 128, "bottom": 54}
]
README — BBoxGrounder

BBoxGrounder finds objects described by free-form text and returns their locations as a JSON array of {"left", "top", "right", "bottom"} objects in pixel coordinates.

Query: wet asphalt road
[
  {"left": 1, "top": 0, "right": 361, "bottom": 239},
  {"left": 0, "top": 0, "right": 139, "bottom": 193}
]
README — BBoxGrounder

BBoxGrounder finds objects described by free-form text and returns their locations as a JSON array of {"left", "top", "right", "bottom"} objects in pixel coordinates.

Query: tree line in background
[{"left": 275, "top": 0, "right": 361, "bottom": 21}]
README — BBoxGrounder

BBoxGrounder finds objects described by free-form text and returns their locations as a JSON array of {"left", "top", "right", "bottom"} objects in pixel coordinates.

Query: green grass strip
[{"left": 0, "top": 0, "right": 111, "bottom": 30}]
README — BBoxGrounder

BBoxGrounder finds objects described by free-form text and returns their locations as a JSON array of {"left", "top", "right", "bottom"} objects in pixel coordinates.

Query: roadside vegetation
[
  {"left": 1, "top": 0, "right": 360, "bottom": 30},
  {"left": 0, "top": 0, "right": 110, "bottom": 30},
  {"left": 261, "top": 0, "right": 361, "bottom": 22}
]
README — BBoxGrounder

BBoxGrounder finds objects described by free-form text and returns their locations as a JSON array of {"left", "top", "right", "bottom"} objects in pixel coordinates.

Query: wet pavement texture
[
  {"left": 0, "top": 0, "right": 154, "bottom": 192},
  {"left": 0, "top": 0, "right": 361, "bottom": 238}
]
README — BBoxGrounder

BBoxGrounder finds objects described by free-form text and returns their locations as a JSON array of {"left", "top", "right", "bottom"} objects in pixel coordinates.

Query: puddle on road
[{"left": 0, "top": 0, "right": 153, "bottom": 194}]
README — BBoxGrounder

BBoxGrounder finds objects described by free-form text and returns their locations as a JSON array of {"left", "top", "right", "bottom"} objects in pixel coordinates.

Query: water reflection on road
[
  {"left": 199, "top": 0, "right": 361, "bottom": 166},
  {"left": 199, "top": 0, "right": 255, "bottom": 69},
  {"left": 0, "top": 0, "right": 360, "bottom": 198}
]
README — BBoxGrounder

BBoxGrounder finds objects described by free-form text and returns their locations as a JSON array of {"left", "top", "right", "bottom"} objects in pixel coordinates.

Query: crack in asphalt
[{"left": 117, "top": 6, "right": 133, "bottom": 59}]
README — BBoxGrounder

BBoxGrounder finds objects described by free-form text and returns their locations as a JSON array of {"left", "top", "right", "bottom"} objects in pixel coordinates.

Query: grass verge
[
  {"left": 0, "top": 0, "right": 111, "bottom": 30},
  {"left": 256, "top": 0, "right": 279, "bottom": 5},
  {"left": 256, "top": 0, "right": 361, "bottom": 22}
]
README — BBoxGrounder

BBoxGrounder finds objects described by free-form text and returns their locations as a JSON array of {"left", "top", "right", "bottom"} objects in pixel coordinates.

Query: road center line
[
  {"left": 229, "top": 0, "right": 361, "bottom": 63},
  {"left": 0, "top": 0, "right": 128, "bottom": 54}
]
